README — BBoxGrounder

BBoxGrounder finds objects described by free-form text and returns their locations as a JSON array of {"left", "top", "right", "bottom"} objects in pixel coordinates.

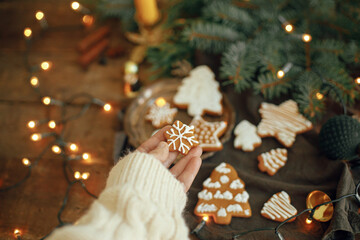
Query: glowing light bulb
[
  {"left": 316, "top": 92, "right": 324, "bottom": 100},
  {"left": 42, "top": 97, "right": 51, "bottom": 105},
  {"left": 30, "top": 76, "right": 39, "bottom": 87},
  {"left": 28, "top": 120, "right": 36, "bottom": 129},
  {"left": 82, "top": 153, "right": 90, "bottom": 160},
  {"left": 81, "top": 172, "right": 90, "bottom": 180},
  {"left": 355, "top": 77, "right": 360, "bottom": 85},
  {"left": 31, "top": 133, "right": 41, "bottom": 141},
  {"left": 22, "top": 158, "right": 31, "bottom": 166},
  {"left": 14, "top": 229, "right": 21, "bottom": 237},
  {"left": 24, "top": 28, "right": 32, "bottom": 38},
  {"left": 41, "top": 61, "right": 51, "bottom": 71},
  {"left": 69, "top": 143, "right": 78, "bottom": 152},
  {"left": 35, "top": 11, "right": 44, "bottom": 20},
  {"left": 306, "top": 218, "right": 313, "bottom": 224},
  {"left": 302, "top": 34, "right": 312, "bottom": 42},
  {"left": 285, "top": 24, "right": 293, "bottom": 33},
  {"left": 74, "top": 171, "right": 81, "bottom": 179},
  {"left": 71, "top": 1, "right": 80, "bottom": 10},
  {"left": 203, "top": 216, "right": 209, "bottom": 222},
  {"left": 48, "top": 120, "right": 56, "bottom": 129},
  {"left": 277, "top": 70, "right": 285, "bottom": 79},
  {"left": 52, "top": 145, "right": 61, "bottom": 154},
  {"left": 155, "top": 97, "right": 166, "bottom": 107},
  {"left": 103, "top": 103, "right": 111, "bottom": 112},
  {"left": 82, "top": 15, "right": 95, "bottom": 27}
]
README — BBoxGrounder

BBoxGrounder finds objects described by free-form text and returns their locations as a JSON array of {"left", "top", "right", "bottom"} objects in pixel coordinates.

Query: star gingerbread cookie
[
  {"left": 258, "top": 148, "right": 287, "bottom": 176},
  {"left": 261, "top": 191, "right": 297, "bottom": 222},
  {"left": 164, "top": 120, "right": 199, "bottom": 155},
  {"left": 145, "top": 99, "right": 178, "bottom": 128},
  {"left": 194, "top": 162, "right": 252, "bottom": 225},
  {"left": 190, "top": 116, "right": 227, "bottom": 152},
  {"left": 257, "top": 100, "right": 313, "bottom": 147},
  {"left": 234, "top": 120, "right": 262, "bottom": 152}
]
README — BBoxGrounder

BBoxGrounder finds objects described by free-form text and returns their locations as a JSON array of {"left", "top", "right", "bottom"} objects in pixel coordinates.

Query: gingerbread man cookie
[
  {"left": 190, "top": 116, "right": 227, "bottom": 152},
  {"left": 258, "top": 148, "right": 287, "bottom": 176},
  {"left": 234, "top": 120, "right": 262, "bottom": 151},
  {"left": 257, "top": 100, "right": 313, "bottom": 147},
  {"left": 173, "top": 65, "right": 223, "bottom": 116},
  {"left": 261, "top": 191, "right": 297, "bottom": 222},
  {"left": 164, "top": 120, "right": 199, "bottom": 155},
  {"left": 145, "top": 100, "right": 178, "bottom": 128},
  {"left": 194, "top": 162, "right": 252, "bottom": 225}
]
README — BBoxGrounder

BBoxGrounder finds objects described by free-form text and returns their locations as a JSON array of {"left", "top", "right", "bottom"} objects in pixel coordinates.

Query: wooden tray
[{"left": 123, "top": 79, "right": 236, "bottom": 159}]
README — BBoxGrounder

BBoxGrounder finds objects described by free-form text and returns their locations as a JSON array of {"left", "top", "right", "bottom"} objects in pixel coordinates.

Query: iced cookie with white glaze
[
  {"left": 261, "top": 191, "right": 297, "bottom": 222},
  {"left": 258, "top": 148, "right": 287, "bottom": 176},
  {"left": 234, "top": 120, "right": 262, "bottom": 151},
  {"left": 145, "top": 100, "right": 178, "bottom": 128},
  {"left": 194, "top": 162, "right": 252, "bottom": 225}
]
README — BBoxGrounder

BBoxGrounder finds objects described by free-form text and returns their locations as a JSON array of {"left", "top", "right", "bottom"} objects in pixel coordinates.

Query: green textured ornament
[{"left": 319, "top": 115, "right": 360, "bottom": 160}]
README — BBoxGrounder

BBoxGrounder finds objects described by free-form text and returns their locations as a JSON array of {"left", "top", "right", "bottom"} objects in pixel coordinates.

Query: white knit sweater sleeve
[{"left": 48, "top": 151, "right": 189, "bottom": 240}]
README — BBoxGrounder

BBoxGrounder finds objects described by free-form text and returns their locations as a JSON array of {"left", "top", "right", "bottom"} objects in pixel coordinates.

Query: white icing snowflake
[
  {"left": 165, "top": 120, "right": 199, "bottom": 155},
  {"left": 145, "top": 102, "right": 178, "bottom": 128}
]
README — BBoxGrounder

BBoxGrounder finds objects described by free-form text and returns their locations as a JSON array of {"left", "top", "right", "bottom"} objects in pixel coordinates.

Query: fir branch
[{"left": 253, "top": 72, "right": 292, "bottom": 99}]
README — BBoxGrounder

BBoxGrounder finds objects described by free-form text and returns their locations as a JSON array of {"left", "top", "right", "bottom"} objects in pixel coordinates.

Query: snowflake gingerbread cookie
[
  {"left": 234, "top": 120, "right": 262, "bottom": 151},
  {"left": 164, "top": 120, "right": 199, "bottom": 155},
  {"left": 173, "top": 65, "right": 223, "bottom": 117},
  {"left": 257, "top": 100, "right": 313, "bottom": 147},
  {"left": 190, "top": 116, "right": 227, "bottom": 152},
  {"left": 145, "top": 99, "right": 178, "bottom": 128},
  {"left": 261, "top": 191, "right": 297, "bottom": 222},
  {"left": 258, "top": 148, "right": 287, "bottom": 176},
  {"left": 194, "top": 162, "right": 252, "bottom": 225}
]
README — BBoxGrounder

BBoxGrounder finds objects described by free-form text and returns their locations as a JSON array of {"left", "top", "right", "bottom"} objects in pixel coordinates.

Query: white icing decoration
[
  {"left": 214, "top": 190, "right": 233, "bottom": 200},
  {"left": 197, "top": 203, "right": 217, "bottom": 213},
  {"left": 215, "top": 162, "right": 231, "bottom": 174},
  {"left": 220, "top": 175, "right": 229, "bottom": 184},
  {"left": 166, "top": 121, "right": 199, "bottom": 154},
  {"left": 145, "top": 102, "right": 177, "bottom": 128},
  {"left": 261, "top": 191, "right": 297, "bottom": 220},
  {"left": 230, "top": 179, "right": 244, "bottom": 189},
  {"left": 198, "top": 189, "right": 213, "bottom": 201},
  {"left": 234, "top": 120, "right": 262, "bottom": 151},
  {"left": 173, "top": 65, "right": 223, "bottom": 116},
  {"left": 257, "top": 100, "right": 313, "bottom": 147},
  {"left": 217, "top": 208, "right": 227, "bottom": 217},
  {"left": 227, "top": 204, "right": 243, "bottom": 213},
  {"left": 245, "top": 209, "right": 250, "bottom": 216},
  {"left": 259, "top": 148, "right": 287, "bottom": 174},
  {"left": 234, "top": 191, "right": 249, "bottom": 203},
  {"left": 203, "top": 178, "right": 221, "bottom": 188}
]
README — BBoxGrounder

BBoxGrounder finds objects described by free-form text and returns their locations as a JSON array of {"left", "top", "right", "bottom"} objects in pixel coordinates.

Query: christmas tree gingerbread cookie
[
  {"left": 258, "top": 148, "right": 287, "bottom": 176},
  {"left": 261, "top": 191, "right": 297, "bottom": 222},
  {"left": 257, "top": 100, "right": 313, "bottom": 147},
  {"left": 164, "top": 120, "right": 199, "bottom": 155},
  {"left": 173, "top": 65, "right": 223, "bottom": 116},
  {"left": 190, "top": 116, "right": 227, "bottom": 152},
  {"left": 234, "top": 120, "right": 262, "bottom": 151},
  {"left": 194, "top": 162, "right": 252, "bottom": 225},
  {"left": 145, "top": 99, "right": 178, "bottom": 128}
]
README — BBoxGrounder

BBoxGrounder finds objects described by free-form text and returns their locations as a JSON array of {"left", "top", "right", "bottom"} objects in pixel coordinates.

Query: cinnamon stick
[
  {"left": 78, "top": 38, "right": 109, "bottom": 69},
  {"left": 77, "top": 26, "right": 110, "bottom": 53}
]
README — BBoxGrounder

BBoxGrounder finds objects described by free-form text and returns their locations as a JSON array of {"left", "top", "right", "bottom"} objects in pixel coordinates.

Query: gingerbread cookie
[
  {"left": 164, "top": 120, "right": 199, "bottom": 155},
  {"left": 145, "top": 100, "right": 178, "bottom": 128},
  {"left": 173, "top": 65, "right": 223, "bottom": 116},
  {"left": 261, "top": 191, "right": 297, "bottom": 222},
  {"left": 234, "top": 120, "right": 262, "bottom": 151},
  {"left": 190, "top": 116, "right": 227, "bottom": 152},
  {"left": 258, "top": 148, "right": 287, "bottom": 176},
  {"left": 194, "top": 162, "right": 252, "bottom": 225},
  {"left": 257, "top": 100, "right": 313, "bottom": 147}
]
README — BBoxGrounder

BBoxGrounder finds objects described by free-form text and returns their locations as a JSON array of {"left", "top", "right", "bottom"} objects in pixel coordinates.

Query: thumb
[{"left": 148, "top": 141, "right": 169, "bottom": 163}]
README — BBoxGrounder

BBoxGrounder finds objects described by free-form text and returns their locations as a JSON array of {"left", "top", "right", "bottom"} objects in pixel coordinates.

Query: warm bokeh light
[
  {"left": 316, "top": 92, "right": 324, "bottom": 100},
  {"left": 28, "top": 120, "right": 36, "bottom": 129},
  {"left": 40, "top": 61, "right": 51, "bottom": 71},
  {"left": 302, "top": 34, "right": 312, "bottom": 42},
  {"left": 285, "top": 24, "right": 293, "bottom": 33},
  {"left": 277, "top": 70, "right": 285, "bottom": 79},
  {"left": 22, "top": 158, "right": 31, "bottom": 166},
  {"left": 74, "top": 171, "right": 81, "bottom": 179},
  {"left": 155, "top": 97, "right": 166, "bottom": 107},
  {"left": 35, "top": 11, "right": 44, "bottom": 20},
  {"left": 355, "top": 77, "right": 360, "bottom": 85},
  {"left": 48, "top": 120, "right": 56, "bottom": 129},
  {"left": 71, "top": 1, "right": 80, "bottom": 10},
  {"left": 69, "top": 143, "right": 78, "bottom": 152},
  {"left": 52, "top": 145, "right": 61, "bottom": 154},
  {"left": 24, "top": 28, "right": 32, "bottom": 38},
  {"left": 13, "top": 229, "right": 21, "bottom": 237},
  {"left": 30, "top": 76, "right": 39, "bottom": 87},
  {"left": 82, "top": 153, "right": 90, "bottom": 160},
  {"left": 306, "top": 218, "right": 313, "bottom": 224},
  {"left": 203, "top": 216, "right": 209, "bottom": 222},
  {"left": 82, "top": 15, "right": 95, "bottom": 27},
  {"left": 81, "top": 172, "right": 90, "bottom": 180},
  {"left": 31, "top": 133, "right": 41, "bottom": 141},
  {"left": 42, "top": 97, "right": 51, "bottom": 105},
  {"left": 103, "top": 103, "right": 112, "bottom": 112}
]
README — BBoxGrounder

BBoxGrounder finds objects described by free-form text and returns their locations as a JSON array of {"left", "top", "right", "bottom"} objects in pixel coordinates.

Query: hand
[{"left": 137, "top": 126, "right": 202, "bottom": 192}]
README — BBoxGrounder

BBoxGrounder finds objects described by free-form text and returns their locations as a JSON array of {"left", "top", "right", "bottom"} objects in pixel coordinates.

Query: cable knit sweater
[{"left": 48, "top": 151, "right": 189, "bottom": 240}]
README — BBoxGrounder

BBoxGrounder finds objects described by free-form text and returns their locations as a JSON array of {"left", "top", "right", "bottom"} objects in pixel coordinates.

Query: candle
[
  {"left": 35, "top": 11, "right": 48, "bottom": 29},
  {"left": 134, "top": 0, "right": 160, "bottom": 26}
]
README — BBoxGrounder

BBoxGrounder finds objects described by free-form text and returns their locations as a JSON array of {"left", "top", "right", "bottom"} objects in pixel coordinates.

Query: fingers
[
  {"left": 177, "top": 156, "right": 202, "bottom": 192},
  {"left": 137, "top": 126, "right": 171, "bottom": 153},
  {"left": 170, "top": 146, "right": 202, "bottom": 177},
  {"left": 148, "top": 142, "right": 169, "bottom": 163}
]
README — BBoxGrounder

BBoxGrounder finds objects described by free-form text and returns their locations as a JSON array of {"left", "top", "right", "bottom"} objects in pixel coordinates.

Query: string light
[
  {"left": 13, "top": 228, "right": 21, "bottom": 237},
  {"left": 355, "top": 77, "right": 360, "bottom": 85},
  {"left": 24, "top": 28, "right": 32, "bottom": 38},
  {"left": 316, "top": 92, "right": 324, "bottom": 100},
  {"left": 302, "top": 34, "right": 312, "bottom": 42},
  {"left": 71, "top": 1, "right": 80, "bottom": 10},
  {"left": 82, "top": 153, "right": 90, "bottom": 160},
  {"left": 30, "top": 76, "right": 39, "bottom": 87},
  {"left": 69, "top": 143, "right": 78, "bottom": 152},
  {"left": 203, "top": 216, "right": 209, "bottom": 222},
  {"left": 155, "top": 97, "right": 166, "bottom": 107},
  {"left": 284, "top": 24, "right": 293, "bottom": 33},
  {"left": 35, "top": 11, "right": 44, "bottom": 20},
  {"left": 103, "top": 103, "right": 112, "bottom": 112},
  {"left": 74, "top": 171, "right": 81, "bottom": 179},
  {"left": 81, "top": 172, "right": 90, "bottom": 180},
  {"left": 277, "top": 62, "right": 293, "bottom": 79},
  {"left": 277, "top": 70, "right": 285, "bottom": 79},
  {"left": 42, "top": 96, "right": 63, "bottom": 106},
  {"left": 35, "top": 11, "right": 48, "bottom": 29},
  {"left": 306, "top": 217, "right": 313, "bottom": 224},
  {"left": 42, "top": 97, "right": 51, "bottom": 105},
  {"left": 82, "top": 15, "right": 95, "bottom": 27},
  {"left": 71, "top": 1, "right": 90, "bottom": 14},
  {"left": 48, "top": 120, "right": 56, "bottom": 129},
  {"left": 52, "top": 145, "right": 61, "bottom": 154},
  {"left": 31, "top": 133, "right": 41, "bottom": 141},
  {"left": 22, "top": 158, "right": 31, "bottom": 166},
  {"left": 27, "top": 120, "right": 37, "bottom": 129},
  {"left": 40, "top": 61, "right": 51, "bottom": 71}
]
